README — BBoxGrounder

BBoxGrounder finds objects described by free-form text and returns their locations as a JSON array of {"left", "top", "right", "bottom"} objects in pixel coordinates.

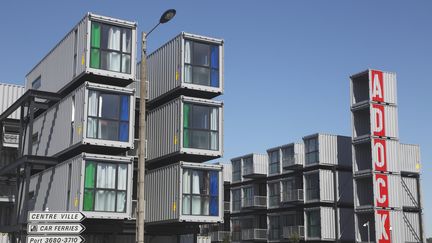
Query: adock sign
[
  {"left": 371, "top": 70, "right": 384, "bottom": 103},
  {"left": 28, "top": 212, "right": 85, "bottom": 222},
  {"left": 376, "top": 210, "right": 391, "bottom": 243}
]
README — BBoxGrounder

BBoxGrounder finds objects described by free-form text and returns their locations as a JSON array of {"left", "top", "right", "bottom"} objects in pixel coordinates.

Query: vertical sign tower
[{"left": 350, "top": 69, "right": 402, "bottom": 242}]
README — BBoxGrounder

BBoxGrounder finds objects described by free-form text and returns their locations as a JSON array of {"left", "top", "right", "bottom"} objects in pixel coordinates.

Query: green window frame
[
  {"left": 90, "top": 21, "right": 132, "bottom": 74},
  {"left": 83, "top": 161, "right": 128, "bottom": 213}
]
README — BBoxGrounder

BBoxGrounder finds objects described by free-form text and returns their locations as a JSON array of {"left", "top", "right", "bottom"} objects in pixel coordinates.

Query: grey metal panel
[
  {"left": 147, "top": 32, "right": 224, "bottom": 102},
  {"left": 402, "top": 212, "right": 421, "bottom": 243},
  {"left": 399, "top": 143, "right": 421, "bottom": 173},
  {"left": 319, "top": 169, "right": 334, "bottom": 202},
  {"left": 25, "top": 13, "right": 137, "bottom": 93},
  {"left": 373, "top": 210, "right": 404, "bottom": 243},
  {"left": 0, "top": 83, "right": 25, "bottom": 119},
  {"left": 373, "top": 173, "right": 401, "bottom": 209},
  {"left": 146, "top": 96, "right": 223, "bottom": 163},
  {"left": 354, "top": 177, "right": 373, "bottom": 208},
  {"left": 370, "top": 104, "right": 399, "bottom": 139},
  {"left": 382, "top": 71, "right": 398, "bottom": 105},
  {"left": 24, "top": 82, "right": 134, "bottom": 157},
  {"left": 253, "top": 154, "right": 268, "bottom": 175},
  {"left": 372, "top": 138, "right": 399, "bottom": 173},
  {"left": 401, "top": 177, "right": 419, "bottom": 208},
  {"left": 320, "top": 207, "right": 336, "bottom": 240},
  {"left": 145, "top": 162, "right": 223, "bottom": 225},
  {"left": 337, "top": 171, "right": 353, "bottom": 204},
  {"left": 318, "top": 134, "right": 338, "bottom": 166},
  {"left": 338, "top": 208, "right": 355, "bottom": 241}
]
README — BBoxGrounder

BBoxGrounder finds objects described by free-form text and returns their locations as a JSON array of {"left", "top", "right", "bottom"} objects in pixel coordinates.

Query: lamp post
[
  {"left": 363, "top": 221, "right": 370, "bottom": 243},
  {"left": 137, "top": 9, "right": 176, "bottom": 243}
]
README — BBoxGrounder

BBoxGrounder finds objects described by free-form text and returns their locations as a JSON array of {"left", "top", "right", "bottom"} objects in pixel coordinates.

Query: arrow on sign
[
  {"left": 28, "top": 212, "right": 85, "bottom": 222},
  {"left": 28, "top": 223, "right": 86, "bottom": 234},
  {"left": 27, "top": 235, "right": 85, "bottom": 243}
]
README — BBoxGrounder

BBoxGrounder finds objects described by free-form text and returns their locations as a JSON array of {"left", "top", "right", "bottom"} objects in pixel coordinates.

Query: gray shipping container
[
  {"left": 24, "top": 82, "right": 135, "bottom": 157},
  {"left": 146, "top": 96, "right": 223, "bottom": 164},
  {"left": 20, "top": 153, "right": 133, "bottom": 221},
  {"left": 353, "top": 173, "right": 401, "bottom": 209},
  {"left": 145, "top": 162, "right": 223, "bottom": 225},
  {"left": 0, "top": 83, "right": 25, "bottom": 120},
  {"left": 350, "top": 69, "right": 397, "bottom": 106},
  {"left": 351, "top": 103, "right": 399, "bottom": 140},
  {"left": 399, "top": 143, "right": 421, "bottom": 173},
  {"left": 402, "top": 212, "right": 423, "bottom": 243},
  {"left": 302, "top": 134, "right": 352, "bottom": 167},
  {"left": 146, "top": 32, "right": 224, "bottom": 104},
  {"left": 304, "top": 207, "right": 336, "bottom": 241},
  {"left": 352, "top": 138, "right": 399, "bottom": 173},
  {"left": 304, "top": 169, "right": 352, "bottom": 204},
  {"left": 26, "top": 13, "right": 137, "bottom": 94},
  {"left": 354, "top": 210, "right": 404, "bottom": 243}
]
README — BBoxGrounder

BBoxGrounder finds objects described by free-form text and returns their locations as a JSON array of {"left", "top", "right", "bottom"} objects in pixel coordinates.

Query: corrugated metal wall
[
  {"left": 294, "top": 142, "right": 305, "bottom": 166},
  {"left": 25, "top": 16, "right": 87, "bottom": 92},
  {"left": 145, "top": 162, "right": 180, "bottom": 224},
  {"left": 221, "top": 163, "right": 232, "bottom": 183},
  {"left": 320, "top": 207, "right": 336, "bottom": 240},
  {"left": 373, "top": 173, "right": 401, "bottom": 209},
  {"left": 146, "top": 97, "right": 181, "bottom": 162},
  {"left": 25, "top": 14, "right": 136, "bottom": 93},
  {"left": 382, "top": 71, "right": 398, "bottom": 105},
  {"left": 337, "top": 171, "right": 353, "bottom": 204},
  {"left": 372, "top": 139, "right": 399, "bottom": 173},
  {"left": 402, "top": 212, "right": 421, "bottom": 243},
  {"left": 370, "top": 104, "right": 399, "bottom": 139},
  {"left": 319, "top": 169, "right": 334, "bottom": 202},
  {"left": 350, "top": 70, "right": 397, "bottom": 106},
  {"left": 253, "top": 154, "right": 268, "bottom": 175},
  {"left": 399, "top": 143, "right": 421, "bottom": 173},
  {"left": 0, "top": 83, "right": 25, "bottom": 119},
  {"left": 374, "top": 210, "right": 404, "bottom": 243},
  {"left": 147, "top": 34, "right": 182, "bottom": 101},
  {"left": 316, "top": 134, "right": 351, "bottom": 166},
  {"left": 24, "top": 84, "right": 86, "bottom": 157},
  {"left": 401, "top": 177, "right": 419, "bottom": 208},
  {"left": 338, "top": 208, "right": 355, "bottom": 241}
]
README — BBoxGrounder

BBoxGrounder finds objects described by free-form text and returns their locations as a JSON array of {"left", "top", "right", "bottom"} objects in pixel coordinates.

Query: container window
[
  {"left": 306, "top": 209, "right": 321, "bottom": 238},
  {"left": 232, "top": 189, "right": 241, "bottom": 212},
  {"left": 183, "top": 103, "right": 219, "bottom": 151},
  {"left": 182, "top": 169, "right": 219, "bottom": 216},
  {"left": 269, "top": 150, "right": 280, "bottom": 175},
  {"left": 242, "top": 157, "right": 253, "bottom": 175},
  {"left": 184, "top": 40, "right": 219, "bottom": 87},
  {"left": 83, "top": 161, "right": 128, "bottom": 213},
  {"left": 31, "top": 76, "right": 41, "bottom": 89},
  {"left": 268, "top": 182, "right": 280, "bottom": 208},
  {"left": 87, "top": 90, "right": 130, "bottom": 142},
  {"left": 305, "top": 172, "right": 319, "bottom": 201},
  {"left": 90, "top": 21, "right": 132, "bottom": 74},
  {"left": 305, "top": 137, "right": 319, "bottom": 165},
  {"left": 232, "top": 160, "right": 241, "bottom": 182}
]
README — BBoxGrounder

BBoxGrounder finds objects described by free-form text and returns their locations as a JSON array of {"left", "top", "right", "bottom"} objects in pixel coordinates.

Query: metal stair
[
  {"left": 402, "top": 212, "right": 421, "bottom": 242},
  {"left": 401, "top": 178, "right": 419, "bottom": 208}
]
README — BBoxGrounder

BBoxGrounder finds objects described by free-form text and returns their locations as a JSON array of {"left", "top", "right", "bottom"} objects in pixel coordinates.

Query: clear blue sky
[{"left": 0, "top": 0, "right": 430, "bottom": 237}]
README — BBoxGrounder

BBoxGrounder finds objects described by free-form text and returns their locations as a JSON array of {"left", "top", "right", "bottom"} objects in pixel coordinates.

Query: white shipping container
[
  {"left": 355, "top": 210, "right": 404, "bottom": 243},
  {"left": 352, "top": 103, "right": 398, "bottom": 140},
  {"left": 304, "top": 207, "right": 335, "bottom": 241},
  {"left": 146, "top": 32, "right": 224, "bottom": 104},
  {"left": 20, "top": 153, "right": 133, "bottom": 221},
  {"left": 399, "top": 143, "right": 421, "bottom": 173},
  {"left": 24, "top": 82, "right": 135, "bottom": 157},
  {"left": 303, "top": 134, "right": 352, "bottom": 167},
  {"left": 26, "top": 13, "right": 137, "bottom": 94},
  {"left": 145, "top": 162, "right": 223, "bottom": 225},
  {"left": 146, "top": 96, "right": 223, "bottom": 165},
  {"left": 350, "top": 69, "right": 397, "bottom": 106},
  {"left": 352, "top": 138, "right": 399, "bottom": 173},
  {"left": 0, "top": 83, "right": 25, "bottom": 120}
]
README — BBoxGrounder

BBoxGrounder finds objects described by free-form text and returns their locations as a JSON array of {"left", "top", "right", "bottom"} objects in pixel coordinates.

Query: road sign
[
  {"left": 28, "top": 223, "right": 86, "bottom": 235},
  {"left": 28, "top": 212, "right": 85, "bottom": 222},
  {"left": 26, "top": 235, "right": 84, "bottom": 243}
]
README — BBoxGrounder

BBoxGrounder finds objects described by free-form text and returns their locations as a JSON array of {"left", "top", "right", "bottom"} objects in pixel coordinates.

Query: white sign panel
[
  {"left": 28, "top": 212, "right": 85, "bottom": 222},
  {"left": 26, "top": 235, "right": 84, "bottom": 243},
  {"left": 28, "top": 223, "right": 85, "bottom": 234}
]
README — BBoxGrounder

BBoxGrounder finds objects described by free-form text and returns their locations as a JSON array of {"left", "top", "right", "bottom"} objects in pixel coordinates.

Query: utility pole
[{"left": 137, "top": 31, "right": 147, "bottom": 243}]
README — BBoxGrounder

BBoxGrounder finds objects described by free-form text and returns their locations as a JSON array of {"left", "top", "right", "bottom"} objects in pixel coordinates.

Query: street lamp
[
  {"left": 363, "top": 221, "right": 370, "bottom": 243},
  {"left": 137, "top": 9, "right": 176, "bottom": 243}
]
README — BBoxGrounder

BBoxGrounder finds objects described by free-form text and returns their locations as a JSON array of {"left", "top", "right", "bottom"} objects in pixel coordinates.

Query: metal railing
[
  {"left": 241, "top": 229, "right": 267, "bottom": 241},
  {"left": 209, "top": 231, "right": 230, "bottom": 242},
  {"left": 242, "top": 196, "right": 267, "bottom": 208},
  {"left": 282, "top": 189, "right": 304, "bottom": 202},
  {"left": 401, "top": 178, "right": 419, "bottom": 208},
  {"left": 224, "top": 201, "right": 230, "bottom": 212},
  {"left": 282, "top": 225, "right": 305, "bottom": 239}
]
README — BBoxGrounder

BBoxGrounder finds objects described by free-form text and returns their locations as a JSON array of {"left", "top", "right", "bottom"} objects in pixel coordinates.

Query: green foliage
[{"left": 289, "top": 232, "right": 300, "bottom": 243}]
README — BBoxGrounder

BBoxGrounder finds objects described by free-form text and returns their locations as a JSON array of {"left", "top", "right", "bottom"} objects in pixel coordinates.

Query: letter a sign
[{"left": 371, "top": 70, "right": 384, "bottom": 102}]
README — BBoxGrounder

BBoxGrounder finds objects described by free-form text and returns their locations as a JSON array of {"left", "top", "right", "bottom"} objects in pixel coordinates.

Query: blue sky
[{"left": 0, "top": 0, "right": 431, "bottom": 237}]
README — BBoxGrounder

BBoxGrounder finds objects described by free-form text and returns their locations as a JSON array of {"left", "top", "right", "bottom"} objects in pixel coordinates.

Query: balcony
[
  {"left": 209, "top": 231, "right": 230, "bottom": 242},
  {"left": 241, "top": 229, "right": 267, "bottom": 241},
  {"left": 242, "top": 196, "right": 267, "bottom": 209},
  {"left": 282, "top": 154, "right": 303, "bottom": 169},
  {"left": 282, "top": 189, "right": 304, "bottom": 203},
  {"left": 282, "top": 225, "right": 305, "bottom": 239},
  {"left": 231, "top": 232, "right": 241, "bottom": 242},
  {"left": 224, "top": 201, "right": 230, "bottom": 213}
]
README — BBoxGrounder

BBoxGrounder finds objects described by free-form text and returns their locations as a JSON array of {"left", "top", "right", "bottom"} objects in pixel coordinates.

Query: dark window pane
[
  {"left": 101, "top": 25, "right": 121, "bottom": 51},
  {"left": 210, "top": 196, "right": 218, "bottom": 216},
  {"left": 190, "top": 130, "right": 210, "bottom": 150},
  {"left": 210, "top": 69, "right": 219, "bottom": 87},
  {"left": 193, "top": 42, "right": 210, "bottom": 66},
  {"left": 209, "top": 171, "right": 218, "bottom": 196},
  {"left": 193, "top": 66, "right": 210, "bottom": 86},
  {"left": 120, "top": 95, "right": 129, "bottom": 121},
  {"left": 100, "top": 94, "right": 119, "bottom": 119},
  {"left": 210, "top": 46, "right": 219, "bottom": 69},
  {"left": 191, "top": 106, "right": 209, "bottom": 129},
  {"left": 98, "top": 120, "right": 119, "bottom": 140},
  {"left": 119, "top": 122, "right": 129, "bottom": 142}
]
